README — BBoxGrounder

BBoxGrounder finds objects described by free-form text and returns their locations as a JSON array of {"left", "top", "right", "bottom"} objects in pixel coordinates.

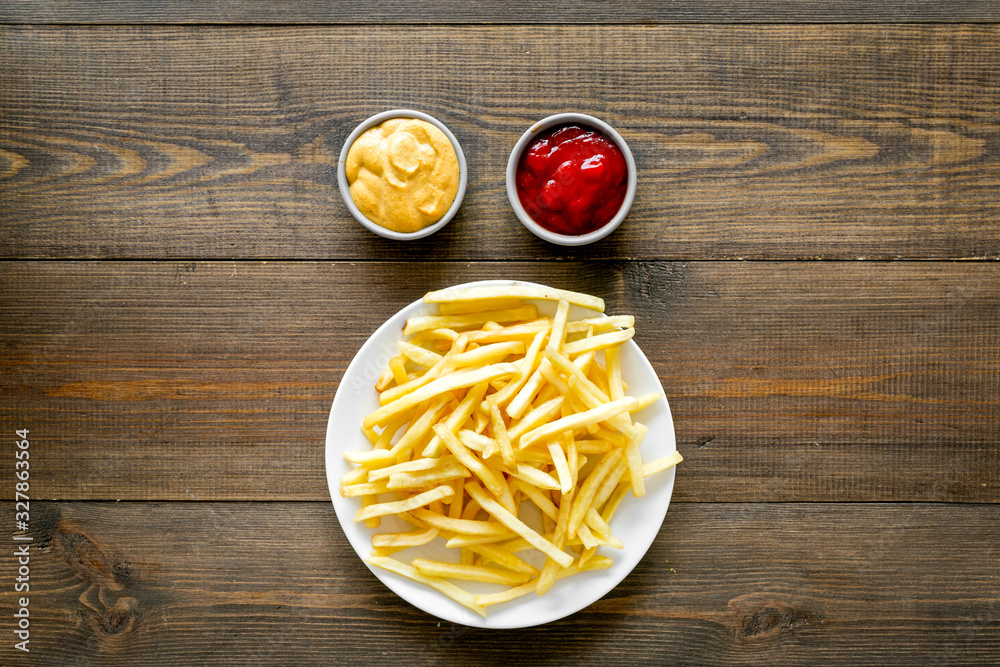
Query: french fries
[{"left": 342, "top": 284, "right": 682, "bottom": 617}]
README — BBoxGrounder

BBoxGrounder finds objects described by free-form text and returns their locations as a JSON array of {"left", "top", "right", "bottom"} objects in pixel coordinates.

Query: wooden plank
[
  {"left": 2, "top": 26, "right": 999, "bottom": 261},
  {"left": 2, "top": 1, "right": 999, "bottom": 24},
  {"left": 2, "top": 501, "right": 998, "bottom": 664},
  {"left": 1, "top": 261, "right": 997, "bottom": 502}
]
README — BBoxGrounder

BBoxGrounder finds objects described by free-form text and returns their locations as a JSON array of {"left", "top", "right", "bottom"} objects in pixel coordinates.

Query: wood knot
[
  {"left": 57, "top": 524, "right": 130, "bottom": 588},
  {"left": 85, "top": 596, "right": 139, "bottom": 638},
  {"left": 728, "top": 594, "right": 821, "bottom": 641},
  {"left": 741, "top": 605, "right": 807, "bottom": 638}
]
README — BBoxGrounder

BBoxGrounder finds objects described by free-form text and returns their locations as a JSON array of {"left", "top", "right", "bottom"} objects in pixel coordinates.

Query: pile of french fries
[{"left": 340, "top": 284, "right": 682, "bottom": 617}]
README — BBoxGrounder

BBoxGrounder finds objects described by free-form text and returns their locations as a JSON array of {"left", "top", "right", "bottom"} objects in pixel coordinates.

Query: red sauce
[{"left": 515, "top": 123, "right": 628, "bottom": 236}]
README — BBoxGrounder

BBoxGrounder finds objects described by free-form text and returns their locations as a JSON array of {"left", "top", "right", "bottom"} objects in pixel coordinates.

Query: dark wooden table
[{"left": 2, "top": 3, "right": 999, "bottom": 664}]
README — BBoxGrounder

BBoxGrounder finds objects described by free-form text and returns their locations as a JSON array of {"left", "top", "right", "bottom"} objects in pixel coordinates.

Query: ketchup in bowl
[{"left": 515, "top": 123, "right": 629, "bottom": 237}]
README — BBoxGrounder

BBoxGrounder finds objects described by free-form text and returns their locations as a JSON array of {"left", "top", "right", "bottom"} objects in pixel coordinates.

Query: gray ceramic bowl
[
  {"left": 338, "top": 109, "right": 467, "bottom": 241},
  {"left": 506, "top": 113, "right": 636, "bottom": 246}
]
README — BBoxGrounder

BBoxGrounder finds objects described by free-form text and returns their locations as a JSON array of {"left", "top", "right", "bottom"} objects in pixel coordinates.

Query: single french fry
[
  {"left": 369, "top": 546, "right": 407, "bottom": 557},
  {"left": 505, "top": 366, "right": 546, "bottom": 420},
  {"left": 467, "top": 543, "right": 540, "bottom": 575},
  {"left": 368, "top": 454, "right": 456, "bottom": 482},
  {"left": 632, "top": 392, "right": 663, "bottom": 412},
  {"left": 474, "top": 580, "right": 539, "bottom": 608},
  {"left": 412, "top": 558, "right": 532, "bottom": 586},
  {"left": 577, "top": 546, "right": 598, "bottom": 569},
  {"left": 561, "top": 328, "right": 634, "bottom": 356},
  {"left": 457, "top": 429, "right": 492, "bottom": 453},
  {"left": 388, "top": 355, "right": 409, "bottom": 386},
  {"left": 493, "top": 473, "right": 518, "bottom": 516},
  {"left": 510, "top": 464, "right": 560, "bottom": 491},
  {"left": 460, "top": 497, "right": 481, "bottom": 522},
  {"left": 340, "top": 479, "right": 392, "bottom": 497},
  {"left": 403, "top": 305, "right": 539, "bottom": 336},
  {"left": 514, "top": 447, "right": 551, "bottom": 465},
  {"left": 548, "top": 299, "right": 570, "bottom": 353},
  {"left": 387, "top": 463, "right": 471, "bottom": 490},
  {"left": 410, "top": 508, "right": 512, "bottom": 536},
  {"left": 450, "top": 475, "right": 466, "bottom": 511},
  {"left": 414, "top": 328, "right": 459, "bottom": 344},
  {"left": 353, "top": 485, "right": 454, "bottom": 523},
  {"left": 574, "top": 439, "right": 614, "bottom": 454},
  {"left": 576, "top": 523, "right": 601, "bottom": 549},
  {"left": 566, "top": 315, "right": 635, "bottom": 334},
  {"left": 361, "top": 424, "right": 380, "bottom": 446},
  {"left": 367, "top": 556, "right": 486, "bottom": 617},
  {"left": 643, "top": 451, "right": 684, "bottom": 477},
  {"left": 447, "top": 341, "right": 525, "bottom": 369},
  {"left": 371, "top": 526, "right": 439, "bottom": 549},
  {"left": 566, "top": 433, "right": 579, "bottom": 488},
  {"left": 467, "top": 319, "right": 551, "bottom": 344},
  {"left": 339, "top": 465, "right": 373, "bottom": 486},
  {"left": 487, "top": 395, "right": 517, "bottom": 471},
  {"left": 465, "top": 482, "right": 574, "bottom": 568},
  {"left": 547, "top": 442, "right": 573, "bottom": 494},
  {"left": 437, "top": 297, "right": 525, "bottom": 315},
  {"left": 624, "top": 422, "right": 648, "bottom": 497},
  {"left": 445, "top": 533, "right": 517, "bottom": 549},
  {"left": 604, "top": 345, "right": 625, "bottom": 402},
  {"left": 424, "top": 285, "right": 605, "bottom": 312},
  {"left": 375, "top": 360, "right": 396, "bottom": 392},
  {"left": 397, "top": 340, "right": 443, "bottom": 368}
]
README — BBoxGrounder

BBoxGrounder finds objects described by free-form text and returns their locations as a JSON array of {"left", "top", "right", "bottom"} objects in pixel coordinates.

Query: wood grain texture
[
  {"left": 2, "top": 261, "right": 997, "bottom": 502},
  {"left": 2, "top": 26, "right": 1000, "bottom": 260},
  {"left": 2, "top": 0, "right": 999, "bottom": 24},
  {"left": 1, "top": 501, "right": 998, "bottom": 665}
]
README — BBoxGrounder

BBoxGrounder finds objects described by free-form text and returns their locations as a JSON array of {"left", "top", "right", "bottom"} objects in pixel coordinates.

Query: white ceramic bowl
[
  {"left": 338, "top": 109, "right": 468, "bottom": 241},
  {"left": 506, "top": 113, "right": 637, "bottom": 246}
]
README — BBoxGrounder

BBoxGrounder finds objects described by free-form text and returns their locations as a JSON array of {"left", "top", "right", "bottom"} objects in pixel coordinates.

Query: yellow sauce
[{"left": 345, "top": 118, "right": 460, "bottom": 234}]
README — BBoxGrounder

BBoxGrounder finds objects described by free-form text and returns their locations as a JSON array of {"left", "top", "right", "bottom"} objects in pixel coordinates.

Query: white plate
[{"left": 325, "top": 280, "right": 677, "bottom": 628}]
